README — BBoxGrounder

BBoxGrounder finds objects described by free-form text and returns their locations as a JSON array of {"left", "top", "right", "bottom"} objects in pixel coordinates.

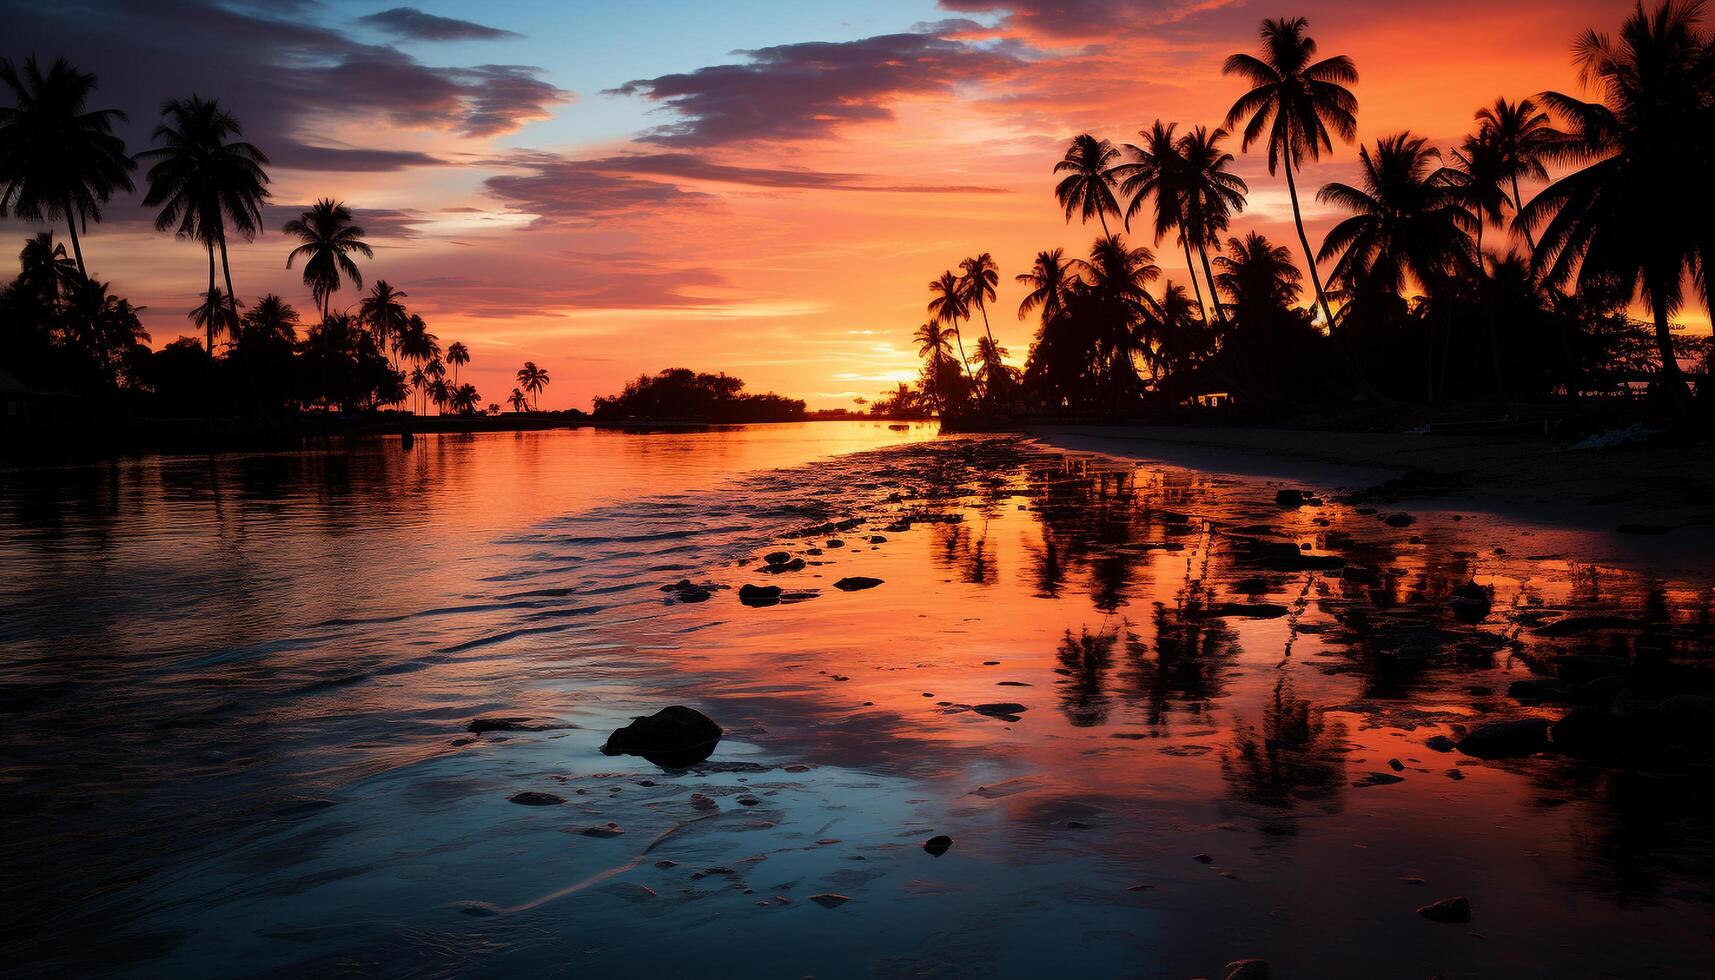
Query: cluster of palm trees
[
  {"left": 0, "top": 56, "right": 546, "bottom": 417},
  {"left": 898, "top": 4, "right": 1712, "bottom": 418},
  {"left": 913, "top": 253, "right": 1020, "bottom": 414}
]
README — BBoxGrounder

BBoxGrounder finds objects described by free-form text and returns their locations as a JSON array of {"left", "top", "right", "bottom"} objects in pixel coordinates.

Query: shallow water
[{"left": 2, "top": 422, "right": 1713, "bottom": 978}]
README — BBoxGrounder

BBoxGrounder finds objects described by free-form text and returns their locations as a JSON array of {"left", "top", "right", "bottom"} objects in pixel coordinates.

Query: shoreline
[{"left": 1029, "top": 423, "right": 1715, "bottom": 562}]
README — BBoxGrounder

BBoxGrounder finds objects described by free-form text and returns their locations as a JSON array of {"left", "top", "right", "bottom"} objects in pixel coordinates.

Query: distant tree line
[
  {"left": 0, "top": 60, "right": 557, "bottom": 419},
  {"left": 591, "top": 368, "right": 805, "bottom": 422},
  {"left": 881, "top": 3, "right": 1713, "bottom": 423}
]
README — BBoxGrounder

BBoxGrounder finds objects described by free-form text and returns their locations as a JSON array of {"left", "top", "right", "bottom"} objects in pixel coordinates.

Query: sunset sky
[{"left": 5, "top": 0, "right": 1670, "bottom": 410}]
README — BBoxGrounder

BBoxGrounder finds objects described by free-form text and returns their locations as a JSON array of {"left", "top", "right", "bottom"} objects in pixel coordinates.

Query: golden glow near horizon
[{"left": 7, "top": 0, "right": 1704, "bottom": 410}]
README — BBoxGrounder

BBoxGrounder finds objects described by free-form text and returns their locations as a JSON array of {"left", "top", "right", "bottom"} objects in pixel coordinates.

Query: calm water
[{"left": 2, "top": 422, "right": 1713, "bottom": 978}]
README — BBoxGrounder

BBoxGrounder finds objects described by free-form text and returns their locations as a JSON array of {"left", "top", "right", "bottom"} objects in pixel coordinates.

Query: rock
[
  {"left": 1193, "top": 853, "right": 1214, "bottom": 864},
  {"left": 826, "top": 538, "right": 845, "bottom": 548},
  {"left": 469, "top": 716, "right": 534, "bottom": 733},
  {"left": 923, "top": 834, "right": 953, "bottom": 856},
  {"left": 1555, "top": 654, "right": 1629, "bottom": 686},
  {"left": 579, "top": 822, "right": 623, "bottom": 837},
  {"left": 1226, "top": 960, "right": 1271, "bottom": 980},
  {"left": 764, "top": 551, "right": 792, "bottom": 565},
  {"left": 833, "top": 576, "right": 884, "bottom": 591},
  {"left": 674, "top": 586, "right": 711, "bottom": 602},
  {"left": 1353, "top": 771, "right": 1405, "bottom": 787},
  {"left": 1550, "top": 706, "right": 1629, "bottom": 758},
  {"left": 1535, "top": 615, "right": 1644, "bottom": 638},
  {"left": 602, "top": 705, "right": 722, "bottom": 766},
  {"left": 971, "top": 702, "right": 1028, "bottom": 720},
  {"left": 808, "top": 893, "right": 850, "bottom": 908},
  {"left": 1202, "top": 602, "right": 1290, "bottom": 619},
  {"left": 738, "top": 584, "right": 782, "bottom": 607},
  {"left": 1448, "top": 581, "right": 1492, "bottom": 623},
  {"left": 508, "top": 791, "right": 565, "bottom": 806},
  {"left": 1655, "top": 693, "right": 1715, "bottom": 745},
  {"left": 1508, "top": 679, "right": 1574, "bottom": 704},
  {"left": 1425, "top": 734, "right": 1458, "bottom": 753},
  {"left": 1417, "top": 896, "right": 1471, "bottom": 923},
  {"left": 1457, "top": 718, "right": 1549, "bottom": 758},
  {"left": 759, "top": 558, "right": 806, "bottom": 573},
  {"left": 1275, "top": 488, "right": 1306, "bottom": 507},
  {"left": 869, "top": 535, "right": 887, "bottom": 544},
  {"left": 1383, "top": 512, "right": 1416, "bottom": 528}
]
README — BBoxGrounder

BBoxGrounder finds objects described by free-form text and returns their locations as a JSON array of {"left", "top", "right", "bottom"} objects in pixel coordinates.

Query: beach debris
[
  {"left": 923, "top": 834, "right": 953, "bottom": 856},
  {"left": 602, "top": 705, "right": 722, "bottom": 766},
  {"left": 833, "top": 576, "right": 884, "bottom": 591},
  {"left": 1457, "top": 718, "right": 1549, "bottom": 758},
  {"left": 508, "top": 791, "right": 565, "bottom": 806},
  {"left": 1417, "top": 896, "right": 1471, "bottom": 923}
]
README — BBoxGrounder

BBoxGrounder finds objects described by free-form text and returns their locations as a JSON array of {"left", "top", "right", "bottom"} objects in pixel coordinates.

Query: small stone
[
  {"left": 1193, "top": 853, "right": 1214, "bottom": 864},
  {"left": 508, "top": 791, "right": 565, "bottom": 806},
  {"left": 579, "top": 822, "right": 623, "bottom": 837},
  {"left": 764, "top": 550, "right": 792, "bottom": 565},
  {"left": 923, "top": 834, "right": 953, "bottom": 856},
  {"left": 809, "top": 893, "right": 850, "bottom": 908},
  {"left": 834, "top": 576, "right": 884, "bottom": 591}
]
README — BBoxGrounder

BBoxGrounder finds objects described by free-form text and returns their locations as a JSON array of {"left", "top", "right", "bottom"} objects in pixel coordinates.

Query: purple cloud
[{"left": 356, "top": 7, "right": 521, "bottom": 42}]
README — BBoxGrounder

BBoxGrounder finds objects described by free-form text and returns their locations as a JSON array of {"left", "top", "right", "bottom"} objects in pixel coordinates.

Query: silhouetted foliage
[{"left": 591, "top": 368, "right": 806, "bottom": 422}]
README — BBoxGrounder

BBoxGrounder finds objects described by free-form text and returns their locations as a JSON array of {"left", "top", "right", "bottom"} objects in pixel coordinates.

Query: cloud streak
[{"left": 356, "top": 6, "right": 521, "bottom": 42}]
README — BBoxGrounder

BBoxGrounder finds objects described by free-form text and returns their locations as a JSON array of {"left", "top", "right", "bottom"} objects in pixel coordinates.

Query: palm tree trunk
[
  {"left": 1510, "top": 175, "right": 1535, "bottom": 252},
  {"left": 951, "top": 320, "right": 975, "bottom": 383},
  {"left": 218, "top": 230, "right": 239, "bottom": 341},
  {"left": 1474, "top": 227, "right": 1507, "bottom": 399},
  {"left": 1097, "top": 210, "right": 1111, "bottom": 237},
  {"left": 62, "top": 197, "right": 87, "bottom": 278},
  {"left": 1181, "top": 239, "right": 1209, "bottom": 324},
  {"left": 1649, "top": 284, "right": 1689, "bottom": 409},
  {"left": 205, "top": 243, "right": 217, "bottom": 354}
]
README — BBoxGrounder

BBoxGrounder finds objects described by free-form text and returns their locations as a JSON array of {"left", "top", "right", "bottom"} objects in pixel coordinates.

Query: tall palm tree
[
  {"left": 1016, "top": 248, "right": 1079, "bottom": 323},
  {"left": 0, "top": 57, "right": 135, "bottom": 278},
  {"left": 1518, "top": 0, "right": 1708, "bottom": 402},
  {"left": 958, "top": 253, "right": 1001, "bottom": 350},
  {"left": 139, "top": 96, "right": 270, "bottom": 350},
  {"left": 1474, "top": 97, "right": 1559, "bottom": 250},
  {"left": 927, "top": 270, "right": 975, "bottom": 381},
  {"left": 1054, "top": 134, "right": 1124, "bottom": 236},
  {"left": 1076, "top": 234, "right": 1161, "bottom": 397},
  {"left": 16, "top": 231, "right": 80, "bottom": 314},
  {"left": 358, "top": 280, "right": 408, "bottom": 363},
  {"left": 508, "top": 387, "right": 528, "bottom": 413},
  {"left": 1118, "top": 121, "right": 1202, "bottom": 315},
  {"left": 1177, "top": 126, "right": 1249, "bottom": 333},
  {"left": 284, "top": 199, "right": 371, "bottom": 317},
  {"left": 446, "top": 341, "right": 470, "bottom": 385},
  {"left": 187, "top": 288, "right": 239, "bottom": 350},
  {"left": 64, "top": 277, "right": 147, "bottom": 383},
  {"left": 516, "top": 360, "right": 550, "bottom": 410},
  {"left": 1447, "top": 129, "right": 1515, "bottom": 394},
  {"left": 974, "top": 335, "right": 1013, "bottom": 402},
  {"left": 1223, "top": 16, "right": 1358, "bottom": 335}
]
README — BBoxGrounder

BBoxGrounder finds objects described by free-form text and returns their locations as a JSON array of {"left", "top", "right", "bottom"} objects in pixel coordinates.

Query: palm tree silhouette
[
  {"left": 187, "top": 287, "right": 240, "bottom": 350},
  {"left": 913, "top": 320, "right": 955, "bottom": 415},
  {"left": 1016, "top": 248, "right": 1078, "bottom": 323},
  {"left": 449, "top": 382, "right": 480, "bottom": 415},
  {"left": 16, "top": 231, "right": 80, "bottom": 315},
  {"left": 958, "top": 253, "right": 1001, "bottom": 351},
  {"left": 139, "top": 96, "right": 269, "bottom": 351},
  {"left": 1178, "top": 126, "right": 1248, "bottom": 333},
  {"left": 64, "top": 277, "right": 147, "bottom": 382},
  {"left": 446, "top": 341, "right": 469, "bottom": 385},
  {"left": 1518, "top": 0, "right": 1705, "bottom": 403},
  {"left": 1213, "top": 232, "right": 1303, "bottom": 317},
  {"left": 1223, "top": 17, "right": 1358, "bottom": 336},
  {"left": 284, "top": 199, "right": 371, "bottom": 318},
  {"left": 0, "top": 56, "right": 135, "bottom": 278},
  {"left": 1054, "top": 134, "right": 1123, "bottom": 236},
  {"left": 928, "top": 270, "right": 976, "bottom": 381},
  {"left": 358, "top": 280, "right": 408, "bottom": 364},
  {"left": 1474, "top": 97, "right": 1558, "bottom": 250},
  {"left": 516, "top": 361, "right": 550, "bottom": 410},
  {"left": 508, "top": 387, "right": 528, "bottom": 413},
  {"left": 240, "top": 293, "right": 299, "bottom": 350}
]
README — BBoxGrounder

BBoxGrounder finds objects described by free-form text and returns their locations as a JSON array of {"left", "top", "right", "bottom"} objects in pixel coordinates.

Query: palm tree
[
  {"left": 424, "top": 356, "right": 447, "bottom": 415},
  {"left": 1118, "top": 121, "right": 1201, "bottom": 314},
  {"left": 1016, "top": 248, "right": 1079, "bottom": 323},
  {"left": 446, "top": 341, "right": 469, "bottom": 385},
  {"left": 974, "top": 335, "right": 1014, "bottom": 402},
  {"left": 138, "top": 96, "right": 270, "bottom": 350},
  {"left": 1447, "top": 129, "right": 1515, "bottom": 394},
  {"left": 1318, "top": 133, "right": 1475, "bottom": 302},
  {"left": 239, "top": 293, "right": 299, "bottom": 351},
  {"left": 0, "top": 57, "right": 135, "bottom": 278},
  {"left": 1076, "top": 234, "right": 1162, "bottom": 398},
  {"left": 1474, "top": 97, "right": 1559, "bottom": 250},
  {"left": 516, "top": 360, "right": 550, "bottom": 410},
  {"left": 64, "top": 277, "right": 148, "bottom": 383},
  {"left": 284, "top": 199, "right": 371, "bottom": 317},
  {"left": 410, "top": 365, "right": 429, "bottom": 415},
  {"left": 187, "top": 287, "right": 239, "bottom": 350},
  {"left": 449, "top": 382, "right": 480, "bottom": 415},
  {"left": 358, "top": 280, "right": 408, "bottom": 363},
  {"left": 1177, "top": 126, "right": 1249, "bottom": 333},
  {"left": 1213, "top": 232, "right": 1304, "bottom": 318},
  {"left": 16, "top": 232, "right": 80, "bottom": 314},
  {"left": 1223, "top": 16, "right": 1358, "bottom": 335},
  {"left": 1517, "top": 0, "right": 1707, "bottom": 403},
  {"left": 913, "top": 320, "right": 955, "bottom": 414},
  {"left": 927, "top": 270, "right": 975, "bottom": 381},
  {"left": 1054, "top": 134, "right": 1124, "bottom": 236},
  {"left": 397, "top": 313, "right": 439, "bottom": 367},
  {"left": 508, "top": 387, "right": 528, "bottom": 413},
  {"left": 958, "top": 253, "right": 1001, "bottom": 350}
]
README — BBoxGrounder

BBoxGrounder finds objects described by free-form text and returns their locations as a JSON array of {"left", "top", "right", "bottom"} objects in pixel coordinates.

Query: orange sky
[{"left": 11, "top": 0, "right": 1691, "bottom": 410}]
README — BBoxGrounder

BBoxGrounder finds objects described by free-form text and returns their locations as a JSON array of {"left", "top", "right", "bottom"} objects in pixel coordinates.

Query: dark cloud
[
  {"left": 5, "top": 0, "right": 567, "bottom": 171},
  {"left": 356, "top": 7, "right": 521, "bottom": 42},
  {"left": 605, "top": 30, "right": 1023, "bottom": 146},
  {"left": 267, "top": 142, "right": 444, "bottom": 172},
  {"left": 483, "top": 152, "right": 716, "bottom": 222},
  {"left": 264, "top": 204, "right": 427, "bottom": 241}
]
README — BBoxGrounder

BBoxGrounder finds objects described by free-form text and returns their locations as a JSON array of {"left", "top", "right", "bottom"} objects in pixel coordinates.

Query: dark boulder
[
  {"left": 1274, "top": 489, "right": 1305, "bottom": 507},
  {"left": 509, "top": 791, "right": 566, "bottom": 806},
  {"left": 1457, "top": 718, "right": 1549, "bottom": 758},
  {"left": 602, "top": 705, "right": 723, "bottom": 767},
  {"left": 469, "top": 716, "right": 534, "bottom": 733},
  {"left": 1383, "top": 512, "right": 1417, "bottom": 528},
  {"left": 759, "top": 558, "right": 806, "bottom": 573},
  {"left": 923, "top": 834, "right": 953, "bottom": 856},
  {"left": 1550, "top": 706, "right": 1630, "bottom": 759},
  {"left": 1417, "top": 896, "right": 1471, "bottom": 923},
  {"left": 833, "top": 576, "right": 884, "bottom": 591},
  {"left": 764, "top": 551, "right": 792, "bottom": 565},
  {"left": 739, "top": 584, "right": 782, "bottom": 607},
  {"left": 1448, "top": 581, "right": 1492, "bottom": 623}
]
